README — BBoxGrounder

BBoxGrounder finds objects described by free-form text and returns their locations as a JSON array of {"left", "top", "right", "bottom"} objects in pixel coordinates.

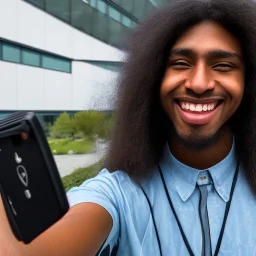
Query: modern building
[{"left": 0, "top": 0, "right": 168, "bottom": 127}]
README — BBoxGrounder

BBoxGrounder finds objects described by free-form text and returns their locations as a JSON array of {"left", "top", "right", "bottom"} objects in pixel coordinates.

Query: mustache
[{"left": 172, "top": 88, "right": 226, "bottom": 99}]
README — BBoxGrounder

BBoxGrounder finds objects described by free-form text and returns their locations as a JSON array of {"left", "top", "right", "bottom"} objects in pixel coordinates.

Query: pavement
[{"left": 54, "top": 141, "right": 108, "bottom": 177}]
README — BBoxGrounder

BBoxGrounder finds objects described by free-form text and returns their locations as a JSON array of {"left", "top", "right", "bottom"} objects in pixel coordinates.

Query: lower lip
[{"left": 176, "top": 103, "right": 220, "bottom": 125}]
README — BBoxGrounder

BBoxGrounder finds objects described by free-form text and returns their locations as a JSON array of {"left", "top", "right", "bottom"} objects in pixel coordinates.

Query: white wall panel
[
  {"left": 0, "top": 0, "right": 125, "bottom": 61},
  {"left": 0, "top": 0, "right": 123, "bottom": 112},
  {"left": 72, "top": 61, "right": 119, "bottom": 110},
  {"left": 72, "top": 29, "right": 125, "bottom": 61},
  {"left": 0, "top": 62, "right": 18, "bottom": 109},
  {"left": 0, "top": 0, "right": 18, "bottom": 41},
  {"left": 17, "top": 0, "right": 46, "bottom": 50},
  {"left": 0, "top": 61, "right": 118, "bottom": 111},
  {"left": 44, "top": 71, "right": 72, "bottom": 110},
  {"left": 16, "top": 65, "right": 45, "bottom": 110},
  {"left": 45, "top": 14, "right": 73, "bottom": 58}
]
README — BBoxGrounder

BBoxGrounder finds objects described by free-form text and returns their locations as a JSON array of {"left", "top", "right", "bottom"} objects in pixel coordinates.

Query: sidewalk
[{"left": 54, "top": 141, "right": 108, "bottom": 177}]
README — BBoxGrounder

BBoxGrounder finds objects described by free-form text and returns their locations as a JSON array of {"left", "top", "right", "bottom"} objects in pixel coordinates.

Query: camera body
[{"left": 0, "top": 112, "right": 69, "bottom": 244}]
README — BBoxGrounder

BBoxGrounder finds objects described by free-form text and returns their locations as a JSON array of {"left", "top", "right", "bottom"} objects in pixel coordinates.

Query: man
[{"left": 1, "top": 0, "right": 256, "bottom": 255}]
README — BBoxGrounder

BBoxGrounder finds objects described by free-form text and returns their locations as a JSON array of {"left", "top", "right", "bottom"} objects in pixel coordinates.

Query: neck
[{"left": 169, "top": 126, "right": 233, "bottom": 170}]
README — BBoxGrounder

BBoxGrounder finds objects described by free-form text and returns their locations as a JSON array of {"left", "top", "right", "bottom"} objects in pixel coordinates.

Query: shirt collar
[{"left": 159, "top": 140, "right": 237, "bottom": 202}]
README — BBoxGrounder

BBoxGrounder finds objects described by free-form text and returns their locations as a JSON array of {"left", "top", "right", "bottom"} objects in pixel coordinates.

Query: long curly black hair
[{"left": 104, "top": 0, "right": 256, "bottom": 195}]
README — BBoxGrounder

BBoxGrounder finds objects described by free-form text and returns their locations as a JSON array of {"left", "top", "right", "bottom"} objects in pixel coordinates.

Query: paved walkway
[{"left": 54, "top": 142, "right": 108, "bottom": 177}]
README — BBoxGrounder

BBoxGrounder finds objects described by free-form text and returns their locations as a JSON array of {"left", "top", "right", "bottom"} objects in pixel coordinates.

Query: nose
[{"left": 185, "top": 63, "right": 215, "bottom": 94}]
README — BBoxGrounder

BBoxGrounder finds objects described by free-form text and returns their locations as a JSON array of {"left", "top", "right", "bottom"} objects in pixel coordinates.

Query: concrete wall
[{"left": 0, "top": 0, "right": 123, "bottom": 111}]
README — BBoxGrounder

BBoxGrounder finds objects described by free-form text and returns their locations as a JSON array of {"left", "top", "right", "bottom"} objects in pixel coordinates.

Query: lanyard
[{"left": 157, "top": 160, "right": 240, "bottom": 256}]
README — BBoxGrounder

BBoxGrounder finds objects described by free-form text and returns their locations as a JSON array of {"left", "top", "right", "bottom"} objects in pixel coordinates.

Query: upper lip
[{"left": 174, "top": 97, "right": 224, "bottom": 104}]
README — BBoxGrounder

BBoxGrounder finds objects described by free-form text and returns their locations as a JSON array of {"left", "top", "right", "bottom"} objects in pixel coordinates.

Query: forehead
[{"left": 171, "top": 21, "right": 242, "bottom": 56}]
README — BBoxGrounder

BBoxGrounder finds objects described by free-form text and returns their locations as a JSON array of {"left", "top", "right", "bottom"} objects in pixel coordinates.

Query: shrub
[
  {"left": 50, "top": 112, "right": 76, "bottom": 138},
  {"left": 62, "top": 159, "right": 104, "bottom": 191}
]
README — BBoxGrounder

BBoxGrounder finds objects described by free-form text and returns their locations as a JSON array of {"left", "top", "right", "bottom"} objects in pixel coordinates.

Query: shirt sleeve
[{"left": 66, "top": 169, "right": 120, "bottom": 255}]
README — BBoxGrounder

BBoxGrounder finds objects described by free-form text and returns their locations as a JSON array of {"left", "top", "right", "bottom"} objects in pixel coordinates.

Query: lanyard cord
[
  {"left": 157, "top": 160, "right": 240, "bottom": 256},
  {"left": 158, "top": 165, "right": 194, "bottom": 256},
  {"left": 213, "top": 160, "right": 239, "bottom": 256}
]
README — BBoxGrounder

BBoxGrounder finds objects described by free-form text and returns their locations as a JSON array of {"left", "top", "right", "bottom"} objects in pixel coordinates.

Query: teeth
[
  {"left": 202, "top": 105, "right": 208, "bottom": 111},
  {"left": 190, "top": 104, "right": 196, "bottom": 111},
  {"left": 180, "top": 101, "right": 217, "bottom": 112},
  {"left": 195, "top": 104, "right": 202, "bottom": 112}
]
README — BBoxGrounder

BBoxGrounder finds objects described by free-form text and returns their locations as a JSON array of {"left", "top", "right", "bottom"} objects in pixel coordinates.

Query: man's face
[{"left": 160, "top": 21, "right": 245, "bottom": 149}]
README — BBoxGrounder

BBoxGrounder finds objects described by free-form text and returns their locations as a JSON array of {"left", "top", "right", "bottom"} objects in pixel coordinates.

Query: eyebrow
[{"left": 169, "top": 48, "right": 243, "bottom": 61}]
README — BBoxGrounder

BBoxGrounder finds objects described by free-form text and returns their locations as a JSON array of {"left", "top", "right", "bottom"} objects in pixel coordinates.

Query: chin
[{"left": 173, "top": 129, "right": 221, "bottom": 151}]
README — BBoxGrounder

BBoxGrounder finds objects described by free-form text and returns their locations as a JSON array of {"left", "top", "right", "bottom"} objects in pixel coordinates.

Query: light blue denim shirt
[{"left": 67, "top": 142, "right": 256, "bottom": 255}]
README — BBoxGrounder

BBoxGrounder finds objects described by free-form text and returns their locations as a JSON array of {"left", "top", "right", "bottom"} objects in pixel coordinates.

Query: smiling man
[
  {"left": 2, "top": 0, "right": 256, "bottom": 256},
  {"left": 160, "top": 21, "right": 245, "bottom": 170}
]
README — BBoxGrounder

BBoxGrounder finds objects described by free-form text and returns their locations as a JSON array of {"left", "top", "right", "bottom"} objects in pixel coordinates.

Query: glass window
[
  {"left": 42, "top": 55, "right": 71, "bottom": 73},
  {"left": 145, "top": 1, "right": 157, "bottom": 16},
  {"left": 118, "top": 0, "right": 134, "bottom": 14},
  {"left": 133, "top": 0, "right": 146, "bottom": 19},
  {"left": 21, "top": 49, "right": 40, "bottom": 67},
  {"left": 90, "top": 0, "right": 97, "bottom": 8},
  {"left": 2, "top": 43, "right": 21, "bottom": 63},
  {"left": 109, "top": 6, "right": 121, "bottom": 22},
  {"left": 91, "top": 11, "right": 109, "bottom": 42},
  {"left": 111, "top": 0, "right": 121, "bottom": 4},
  {"left": 122, "top": 15, "right": 132, "bottom": 27},
  {"left": 97, "top": 0, "right": 107, "bottom": 14},
  {"left": 25, "top": 0, "right": 45, "bottom": 9},
  {"left": 45, "top": 0, "right": 70, "bottom": 23},
  {"left": 71, "top": 0, "right": 93, "bottom": 34},
  {"left": 108, "top": 18, "right": 121, "bottom": 46},
  {"left": 151, "top": 0, "right": 169, "bottom": 6},
  {"left": 86, "top": 61, "right": 121, "bottom": 71}
]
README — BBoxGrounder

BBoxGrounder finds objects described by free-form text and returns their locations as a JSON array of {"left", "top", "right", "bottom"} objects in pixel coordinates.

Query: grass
[
  {"left": 47, "top": 137, "right": 95, "bottom": 155},
  {"left": 61, "top": 159, "right": 104, "bottom": 192}
]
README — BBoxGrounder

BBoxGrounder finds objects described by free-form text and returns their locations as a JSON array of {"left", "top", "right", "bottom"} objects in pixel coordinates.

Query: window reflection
[
  {"left": 0, "top": 40, "right": 71, "bottom": 73},
  {"left": 45, "top": 0, "right": 70, "bottom": 23},
  {"left": 26, "top": 0, "right": 44, "bottom": 9},
  {"left": 22, "top": 49, "right": 40, "bottom": 67},
  {"left": 109, "top": 6, "right": 121, "bottom": 22},
  {"left": 98, "top": 0, "right": 107, "bottom": 14},
  {"left": 24, "top": 0, "right": 159, "bottom": 46},
  {"left": 42, "top": 55, "right": 71, "bottom": 73},
  {"left": 2, "top": 43, "right": 21, "bottom": 63}
]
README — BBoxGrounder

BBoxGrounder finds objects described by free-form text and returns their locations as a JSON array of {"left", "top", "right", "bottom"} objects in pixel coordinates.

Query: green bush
[
  {"left": 73, "top": 111, "right": 105, "bottom": 138},
  {"left": 49, "top": 111, "right": 115, "bottom": 140},
  {"left": 50, "top": 112, "right": 76, "bottom": 138},
  {"left": 62, "top": 159, "right": 104, "bottom": 191}
]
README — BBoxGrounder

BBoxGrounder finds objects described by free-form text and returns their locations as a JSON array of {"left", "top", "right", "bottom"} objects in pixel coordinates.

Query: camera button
[{"left": 24, "top": 189, "right": 32, "bottom": 199}]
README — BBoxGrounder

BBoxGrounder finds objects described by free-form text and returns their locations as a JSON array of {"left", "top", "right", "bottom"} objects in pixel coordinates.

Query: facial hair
[{"left": 171, "top": 125, "right": 221, "bottom": 151}]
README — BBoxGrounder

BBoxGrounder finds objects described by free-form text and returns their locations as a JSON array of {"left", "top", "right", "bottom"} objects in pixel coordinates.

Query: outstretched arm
[{"left": 0, "top": 197, "right": 113, "bottom": 256}]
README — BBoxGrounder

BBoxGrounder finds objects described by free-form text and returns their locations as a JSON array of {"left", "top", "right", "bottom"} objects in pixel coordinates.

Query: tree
[
  {"left": 73, "top": 111, "right": 105, "bottom": 138},
  {"left": 50, "top": 112, "right": 76, "bottom": 138}
]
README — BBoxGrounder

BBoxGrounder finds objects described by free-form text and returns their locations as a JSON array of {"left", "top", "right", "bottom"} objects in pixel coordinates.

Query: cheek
[
  {"left": 160, "top": 71, "right": 183, "bottom": 98},
  {"left": 227, "top": 81, "right": 244, "bottom": 104},
  {"left": 223, "top": 81, "right": 244, "bottom": 119}
]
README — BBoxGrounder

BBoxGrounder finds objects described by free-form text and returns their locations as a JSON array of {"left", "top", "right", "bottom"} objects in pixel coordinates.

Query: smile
[
  {"left": 179, "top": 101, "right": 218, "bottom": 112},
  {"left": 175, "top": 100, "right": 223, "bottom": 125}
]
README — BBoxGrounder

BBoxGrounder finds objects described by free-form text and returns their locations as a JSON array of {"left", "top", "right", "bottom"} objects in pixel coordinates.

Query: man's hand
[{"left": 0, "top": 195, "right": 113, "bottom": 256}]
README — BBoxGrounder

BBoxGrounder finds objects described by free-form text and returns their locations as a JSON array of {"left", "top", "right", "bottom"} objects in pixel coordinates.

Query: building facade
[{"left": 0, "top": 0, "right": 168, "bottom": 126}]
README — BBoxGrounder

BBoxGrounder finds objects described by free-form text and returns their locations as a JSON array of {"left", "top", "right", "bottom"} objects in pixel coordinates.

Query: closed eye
[
  {"left": 169, "top": 61, "right": 191, "bottom": 69},
  {"left": 212, "top": 63, "right": 235, "bottom": 72}
]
